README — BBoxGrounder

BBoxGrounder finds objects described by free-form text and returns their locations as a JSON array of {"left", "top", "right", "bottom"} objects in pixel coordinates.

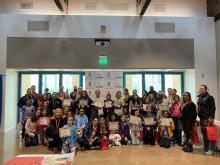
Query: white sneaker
[{"left": 205, "top": 150, "right": 214, "bottom": 155}]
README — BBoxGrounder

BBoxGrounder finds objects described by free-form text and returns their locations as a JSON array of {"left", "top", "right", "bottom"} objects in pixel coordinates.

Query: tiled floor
[{"left": 0, "top": 130, "right": 219, "bottom": 165}]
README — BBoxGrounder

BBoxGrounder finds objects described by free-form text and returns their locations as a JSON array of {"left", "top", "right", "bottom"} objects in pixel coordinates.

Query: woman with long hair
[{"left": 181, "top": 92, "right": 197, "bottom": 152}]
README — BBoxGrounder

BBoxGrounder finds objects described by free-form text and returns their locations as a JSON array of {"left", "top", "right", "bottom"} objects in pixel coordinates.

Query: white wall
[
  {"left": 184, "top": 69, "right": 196, "bottom": 103},
  {"left": 0, "top": 69, "right": 18, "bottom": 133},
  {"left": 0, "top": 14, "right": 218, "bottom": 132},
  {"left": 216, "top": 20, "right": 220, "bottom": 121},
  {"left": 0, "top": 0, "right": 206, "bottom": 16}
]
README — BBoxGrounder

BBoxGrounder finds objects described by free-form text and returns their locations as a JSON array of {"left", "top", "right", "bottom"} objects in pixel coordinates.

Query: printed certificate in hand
[
  {"left": 144, "top": 118, "right": 154, "bottom": 125},
  {"left": 158, "top": 104, "right": 169, "bottom": 111},
  {"left": 98, "top": 109, "right": 104, "bottom": 116},
  {"left": 59, "top": 128, "right": 71, "bottom": 138},
  {"left": 143, "top": 104, "right": 147, "bottom": 111},
  {"left": 160, "top": 118, "right": 170, "bottom": 126},
  {"left": 109, "top": 122, "right": 118, "bottom": 130},
  {"left": 105, "top": 101, "right": 112, "bottom": 108},
  {"left": 114, "top": 108, "right": 123, "bottom": 116},
  {"left": 80, "top": 100, "right": 88, "bottom": 106},
  {"left": 94, "top": 102, "right": 102, "bottom": 108},
  {"left": 39, "top": 117, "right": 48, "bottom": 126},
  {"left": 129, "top": 116, "right": 140, "bottom": 125}
]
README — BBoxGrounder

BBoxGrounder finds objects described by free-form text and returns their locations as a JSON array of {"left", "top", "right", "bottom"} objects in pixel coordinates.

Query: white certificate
[
  {"left": 129, "top": 116, "right": 140, "bottom": 125},
  {"left": 39, "top": 117, "right": 48, "bottom": 126},
  {"left": 94, "top": 102, "right": 102, "bottom": 108},
  {"left": 59, "top": 128, "right": 71, "bottom": 138},
  {"left": 105, "top": 101, "right": 112, "bottom": 108},
  {"left": 114, "top": 108, "right": 123, "bottom": 116},
  {"left": 143, "top": 104, "right": 147, "bottom": 111},
  {"left": 158, "top": 104, "right": 169, "bottom": 111},
  {"left": 109, "top": 122, "right": 118, "bottom": 130},
  {"left": 144, "top": 118, "right": 154, "bottom": 125},
  {"left": 80, "top": 100, "right": 88, "bottom": 106},
  {"left": 160, "top": 118, "right": 170, "bottom": 126},
  {"left": 98, "top": 109, "right": 104, "bottom": 116}
]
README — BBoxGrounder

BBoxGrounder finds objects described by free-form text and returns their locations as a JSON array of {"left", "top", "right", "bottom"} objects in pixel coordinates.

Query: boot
[
  {"left": 182, "top": 143, "right": 188, "bottom": 151},
  {"left": 183, "top": 144, "right": 193, "bottom": 152}
]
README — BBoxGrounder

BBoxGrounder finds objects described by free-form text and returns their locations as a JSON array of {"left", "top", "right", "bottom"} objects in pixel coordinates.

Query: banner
[{"left": 85, "top": 71, "right": 123, "bottom": 100}]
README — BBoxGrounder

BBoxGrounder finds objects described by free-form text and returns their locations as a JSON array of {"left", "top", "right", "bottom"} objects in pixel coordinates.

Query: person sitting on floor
[
  {"left": 25, "top": 114, "right": 39, "bottom": 147},
  {"left": 60, "top": 116, "right": 76, "bottom": 154},
  {"left": 119, "top": 114, "right": 131, "bottom": 145},
  {"left": 77, "top": 118, "right": 101, "bottom": 150}
]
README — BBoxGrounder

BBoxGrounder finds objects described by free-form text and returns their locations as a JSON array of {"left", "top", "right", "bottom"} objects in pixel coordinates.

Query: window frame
[{"left": 123, "top": 71, "right": 184, "bottom": 96}]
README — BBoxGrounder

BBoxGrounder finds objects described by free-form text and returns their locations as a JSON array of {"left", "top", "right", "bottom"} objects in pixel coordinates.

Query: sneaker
[{"left": 205, "top": 150, "right": 214, "bottom": 156}]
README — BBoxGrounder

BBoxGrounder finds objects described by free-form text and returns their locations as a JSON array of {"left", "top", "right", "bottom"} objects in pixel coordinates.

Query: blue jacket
[{"left": 62, "top": 125, "right": 76, "bottom": 144}]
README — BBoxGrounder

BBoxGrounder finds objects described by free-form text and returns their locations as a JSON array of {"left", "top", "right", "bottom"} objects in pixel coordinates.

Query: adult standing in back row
[{"left": 197, "top": 85, "right": 216, "bottom": 155}]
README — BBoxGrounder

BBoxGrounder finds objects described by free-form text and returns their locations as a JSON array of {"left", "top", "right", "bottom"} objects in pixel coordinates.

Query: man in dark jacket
[
  {"left": 18, "top": 88, "right": 38, "bottom": 109},
  {"left": 197, "top": 85, "right": 216, "bottom": 155}
]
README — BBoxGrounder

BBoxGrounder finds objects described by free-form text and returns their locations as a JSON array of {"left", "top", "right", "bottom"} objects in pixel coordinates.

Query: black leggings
[{"left": 78, "top": 136, "right": 101, "bottom": 150}]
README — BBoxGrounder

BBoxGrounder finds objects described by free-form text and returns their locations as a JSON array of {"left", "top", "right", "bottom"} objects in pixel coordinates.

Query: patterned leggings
[{"left": 62, "top": 142, "right": 75, "bottom": 153}]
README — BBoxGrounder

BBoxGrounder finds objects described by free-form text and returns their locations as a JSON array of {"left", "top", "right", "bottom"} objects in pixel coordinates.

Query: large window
[
  {"left": 19, "top": 72, "right": 84, "bottom": 97},
  {"left": 165, "top": 74, "right": 182, "bottom": 96},
  {"left": 124, "top": 72, "right": 184, "bottom": 96},
  {"left": 62, "top": 74, "right": 80, "bottom": 93},
  {"left": 145, "top": 74, "right": 162, "bottom": 92},
  {"left": 21, "top": 74, "right": 39, "bottom": 96},
  {"left": 125, "top": 74, "right": 142, "bottom": 96},
  {"left": 42, "top": 74, "right": 60, "bottom": 93}
]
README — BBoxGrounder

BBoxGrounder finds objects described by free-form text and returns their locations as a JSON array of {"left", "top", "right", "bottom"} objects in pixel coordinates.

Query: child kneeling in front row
[
  {"left": 158, "top": 110, "right": 175, "bottom": 148},
  {"left": 119, "top": 114, "right": 131, "bottom": 145},
  {"left": 108, "top": 114, "right": 121, "bottom": 146},
  {"left": 60, "top": 116, "right": 76, "bottom": 153}
]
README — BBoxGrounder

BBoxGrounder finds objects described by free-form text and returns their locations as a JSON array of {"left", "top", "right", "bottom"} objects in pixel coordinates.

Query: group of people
[{"left": 17, "top": 84, "right": 216, "bottom": 156}]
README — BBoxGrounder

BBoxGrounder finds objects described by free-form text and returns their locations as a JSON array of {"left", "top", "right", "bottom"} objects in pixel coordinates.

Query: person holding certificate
[
  {"left": 75, "top": 90, "right": 93, "bottom": 121},
  {"left": 129, "top": 90, "right": 141, "bottom": 116},
  {"left": 104, "top": 93, "right": 114, "bottom": 121},
  {"left": 113, "top": 91, "right": 125, "bottom": 118},
  {"left": 46, "top": 108, "right": 65, "bottom": 153},
  {"left": 37, "top": 109, "right": 50, "bottom": 145},
  {"left": 108, "top": 114, "right": 121, "bottom": 146},
  {"left": 129, "top": 110, "right": 143, "bottom": 145},
  {"left": 158, "top": 110, "right": 175, "bottom": 148},
  {"left": 91, "top": 90, "right": 104, "bottom": 121},
  {"left": 143, "top": 105, "right": 157, "bottom": 145},
  {"left": 60, "top": 116, "right": 76, "bottom": 154}
]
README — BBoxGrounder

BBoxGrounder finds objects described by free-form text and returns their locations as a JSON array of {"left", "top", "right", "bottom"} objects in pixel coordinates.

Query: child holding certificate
[
  {"left": 60, "top": 116, "right": 76, "bottom": 153},
  {"left": 143, "top": 106, "right": 156, "bottom": 145},
  {"left": 108, "top": 114, "right": 121, "bottom": 146},
  {"left": 37, "top": 110, "right": 50, "bottom": 145},
  {"left": 104, "top": 93, "right": 114, "bottom": 121},
  {"left": 129, "top": 110, "right": 142, "bottom": 145},
  {"left": 158, "top": 110, "right": 175, "bottom": 148}
]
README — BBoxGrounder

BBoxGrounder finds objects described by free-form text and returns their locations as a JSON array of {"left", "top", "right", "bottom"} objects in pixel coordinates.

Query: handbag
[{"left": 206, "top": 125, "right": 218, "bottom": 141}]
